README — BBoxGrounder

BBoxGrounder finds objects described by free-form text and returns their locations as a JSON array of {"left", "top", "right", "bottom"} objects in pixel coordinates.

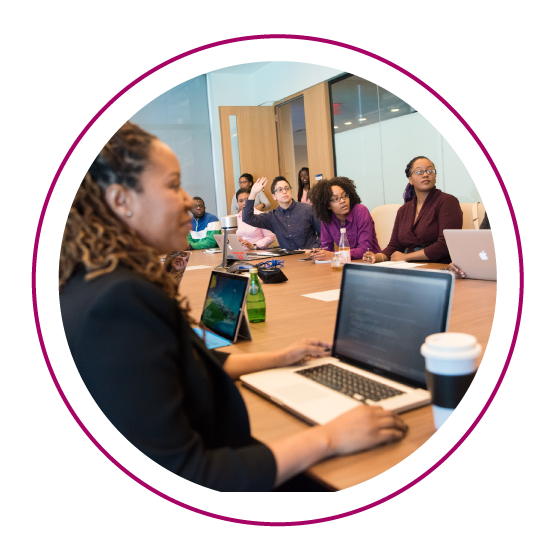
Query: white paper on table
[
  {"left": 185, "top": 265, "right": 213, "bottom": 271},
  {"left": 302, "top": 289, "right": 340, "bottom": 302},
  {"left": 314, "top": 260, "right": 332, "bottom": 264},
  {"left": 374, "top": 261, "right": 425, "bottom": 269}
]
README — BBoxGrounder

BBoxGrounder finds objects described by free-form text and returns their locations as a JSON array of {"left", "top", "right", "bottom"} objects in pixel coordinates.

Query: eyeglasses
[
  {"left": 411, "top": 169, "right": 437, "bottom": 176},
  {"left": 330, "top": 193, "right": 349, "bottom": 204},
  {"left": 274, "top": 186, "right": 292, "bottom": 193},
  {"left": 192, "top": 204, "right": 204, "bottom": 209},
  {"left": 238, "top": 180, "right": 250, "bottom": 185}
]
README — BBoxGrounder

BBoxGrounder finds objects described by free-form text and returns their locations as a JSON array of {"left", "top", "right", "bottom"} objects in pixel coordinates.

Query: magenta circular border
[{"left": 32, "top": 34, "right": 523, "bottom": 526}]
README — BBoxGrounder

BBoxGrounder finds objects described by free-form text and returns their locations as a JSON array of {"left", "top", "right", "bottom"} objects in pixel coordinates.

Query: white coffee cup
[{"left": 420, "top": 332, "right": 482, "bottom": 429}]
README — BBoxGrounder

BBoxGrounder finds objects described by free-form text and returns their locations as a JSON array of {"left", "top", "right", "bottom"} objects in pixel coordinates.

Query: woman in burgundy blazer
[{"left": 363, "top": 156, "right": 463, "bottom": 264}]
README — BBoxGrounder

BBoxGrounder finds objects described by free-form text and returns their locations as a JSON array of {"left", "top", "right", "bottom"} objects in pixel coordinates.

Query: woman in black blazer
[{"left": 59, "top": 122, "right": 407, "bottom": 491}]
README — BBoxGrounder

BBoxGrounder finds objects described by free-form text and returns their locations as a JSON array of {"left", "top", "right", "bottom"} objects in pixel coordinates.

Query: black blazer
[{"left": 60, "top": 266, "right": 277, "bottom": 491}]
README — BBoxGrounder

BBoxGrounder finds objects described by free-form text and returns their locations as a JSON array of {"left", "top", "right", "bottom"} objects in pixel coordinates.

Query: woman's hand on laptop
[
  {"left": 322, "top": 406, "right": 408, "bottom": 455},
  {"left": 448, "top": 263, "right": 466, "bottom": 279},
  {"left": 279, "top": 338, "right": 332, "bottom": 366}
]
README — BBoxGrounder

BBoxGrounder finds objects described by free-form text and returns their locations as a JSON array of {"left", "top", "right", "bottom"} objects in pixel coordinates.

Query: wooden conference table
[{"left": 182, "top": 251, "right": 496, "bottom": 491}]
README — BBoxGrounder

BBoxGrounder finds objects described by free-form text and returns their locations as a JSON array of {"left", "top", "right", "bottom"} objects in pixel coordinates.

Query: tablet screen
[{"left": 201, "top": 271, "right": 249, "bottom": 343}]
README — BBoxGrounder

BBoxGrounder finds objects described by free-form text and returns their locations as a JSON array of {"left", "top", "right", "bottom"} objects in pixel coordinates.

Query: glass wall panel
[
  {"left": 131, "top": 75, "right": 218, "bottom": 216},
  {"left": 276, "top": 96, "right": 308, "bottom": 188},
  {"left": 331, "top": 74, "right": 480, "bottom": 212}
]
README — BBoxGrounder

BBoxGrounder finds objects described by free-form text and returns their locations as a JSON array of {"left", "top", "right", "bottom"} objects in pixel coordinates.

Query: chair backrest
[
  {"left": 460, "top": 202, "right": 486, "bottom": 229},
  {"left": 370, "top": 204, "right": 402, "bottom": 250}
]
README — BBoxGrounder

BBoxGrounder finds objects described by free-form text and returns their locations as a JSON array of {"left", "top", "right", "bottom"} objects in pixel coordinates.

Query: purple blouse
[{"left": 320, "top": 204, "right": 381, "bottom": 259}]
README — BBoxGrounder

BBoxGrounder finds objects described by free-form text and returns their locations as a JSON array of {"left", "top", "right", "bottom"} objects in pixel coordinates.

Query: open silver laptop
[
  {"left": 240, "top": 263, "right": 454, "bottom": 425},
  {"left": 444, "top": 229, "right": 496, "bottom": 281},
  {"left": 213, "top": 234, "right": 277, "bottom": 261}
]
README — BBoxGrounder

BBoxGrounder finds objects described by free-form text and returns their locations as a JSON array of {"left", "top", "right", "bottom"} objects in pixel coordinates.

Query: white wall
[
  {"left": 206, "top": 62, "right": 342, "bottom": 217},
  {"left": 334, "top": 112, "right": 481, "bottom": 211}
]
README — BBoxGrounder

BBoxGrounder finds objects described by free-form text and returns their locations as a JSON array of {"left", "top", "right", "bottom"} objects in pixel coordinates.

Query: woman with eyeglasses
[
  {"left": 230, "top": 174, "right": 271, "bottom": 214},
  {"left": 60, "top": 122, "right": 407, "bottom": 492},
  {"left": 308, "top": 177, "right": 381, "bottom": 261},
  {"left": 363, "top": 156, "right": 463, "bottom": 264}
]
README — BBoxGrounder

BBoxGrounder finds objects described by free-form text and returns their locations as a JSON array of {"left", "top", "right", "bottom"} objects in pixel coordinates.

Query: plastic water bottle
[
  {"left": 338, "top": 228, "right": 351, "bottom": 264},
  {"left": 246, "top": 268, "right": 266, "bottom": 323}
]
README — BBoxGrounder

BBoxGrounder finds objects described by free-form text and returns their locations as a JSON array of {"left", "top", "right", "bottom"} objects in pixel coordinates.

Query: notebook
[
  {"left": 240, "top": 263, "right": 454, "bottom": 425},
  {"left": 213, "top": 234, "right": 276, "bottom": 261},
  {"left": 444, "top": 229, "right": 497, "bottom": 281},
  {"left": 199, "top": 270, "right": 252, "bottom": 344}
]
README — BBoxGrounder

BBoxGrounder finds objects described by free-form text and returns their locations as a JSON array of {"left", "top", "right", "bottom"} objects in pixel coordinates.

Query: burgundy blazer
[{"left": 382, "top": 189, "right": 463, "bottom": 264}]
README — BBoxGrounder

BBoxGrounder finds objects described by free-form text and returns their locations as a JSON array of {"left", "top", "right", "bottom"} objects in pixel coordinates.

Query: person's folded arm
[
  {"left": 423, "top": 196, "right": 463, "bottom": 262},
  {"left": 256, "top": 191, "right": 271, "bottom": 211},
  {"left": 351, "top": 207, "right": 376, "bottom": 260},
  {"left": 258, "top": 227, "right": 275, "bottom": 249}
]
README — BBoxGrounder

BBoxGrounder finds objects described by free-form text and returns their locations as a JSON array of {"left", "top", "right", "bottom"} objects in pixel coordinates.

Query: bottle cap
[
  {"left": 340, "top": 228, "right": 346, "bottom": 233},
  {"left": 251, "top": 267, "right": 258, "bottom": 273}
]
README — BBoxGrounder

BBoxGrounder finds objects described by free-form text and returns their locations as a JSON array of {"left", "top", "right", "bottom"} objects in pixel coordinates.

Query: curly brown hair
[
  {"left": 59, "top": 121, "right": 193, "bottom": 322},
  {"left": 308, "top": 177, "right": 361, "bottom": 224}
]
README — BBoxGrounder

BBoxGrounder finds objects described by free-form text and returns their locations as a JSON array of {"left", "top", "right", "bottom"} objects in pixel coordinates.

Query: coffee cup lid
[{"left": 420, "top": 332, "right": 482, "bottom": 360}]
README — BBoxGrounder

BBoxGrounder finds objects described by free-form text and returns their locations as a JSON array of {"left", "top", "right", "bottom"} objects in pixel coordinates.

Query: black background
[{"left": 28, "top": 34, "right": 523, "bottom": 544}]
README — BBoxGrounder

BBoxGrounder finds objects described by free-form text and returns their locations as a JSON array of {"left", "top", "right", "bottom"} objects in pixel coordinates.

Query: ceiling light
[
  {"left": 359, "top": 118, "right": 366, "bottom": 121},
  {"left": 391, "top": 109, "right": 399, "bottom": 112},
  {"left": 344, "top": 122, "right": 352, "bottom": 125}
]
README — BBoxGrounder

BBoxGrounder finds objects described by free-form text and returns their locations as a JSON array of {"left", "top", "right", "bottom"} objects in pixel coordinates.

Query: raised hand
[{"left": 250, "top": 177, "right": 268, "bottom": 198}]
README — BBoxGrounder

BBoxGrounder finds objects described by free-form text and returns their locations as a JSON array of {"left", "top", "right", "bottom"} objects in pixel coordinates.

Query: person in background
[
  {"left": 242, "top": 176, "right": 321, "bottom": 250},
  {"left": 230, "top": 173, "right": 270, "bottom": 214},
  {"left": 59, "top": 121, "right": 407, "bottom": 492},
  {"left": 363, "top": 156, "right": 463, "bottom": 264},
  {"left": 164, "top": 250, "right": 191, "bottom": 285},
  {"left": 297, "top": 167, "right": 312, "bottom": 204},
  {"left": 449, "top": 211, "right": 491, "bottom": 278},
  {"left": 234, "top": 188, "right": 276, "bottom": 249},
  {"left": 188, "top": 196, "right": 221, "bottom": 249},
  {"left": 308, "top": 177, "right": 381, "bottom": 261}
]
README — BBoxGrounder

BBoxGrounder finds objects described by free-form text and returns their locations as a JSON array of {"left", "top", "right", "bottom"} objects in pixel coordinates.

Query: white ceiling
[{"left": 209, "top": 62, "right": 270, "bottom": 75}]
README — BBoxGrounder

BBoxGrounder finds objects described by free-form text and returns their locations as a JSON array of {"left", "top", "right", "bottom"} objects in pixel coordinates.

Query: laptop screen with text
[{"left": 334, "top": 265, "right": 453, "bottom": 387}]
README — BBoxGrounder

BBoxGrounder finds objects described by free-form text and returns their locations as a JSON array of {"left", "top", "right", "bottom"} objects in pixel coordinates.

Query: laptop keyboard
[{"left": 296, "top": 364, "right": 405, "bottom": 402}]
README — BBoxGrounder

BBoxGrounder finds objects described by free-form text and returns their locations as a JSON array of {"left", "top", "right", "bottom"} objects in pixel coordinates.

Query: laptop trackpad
[{"left": 275, "top": 383, "right": 330, "bottom": 403}]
